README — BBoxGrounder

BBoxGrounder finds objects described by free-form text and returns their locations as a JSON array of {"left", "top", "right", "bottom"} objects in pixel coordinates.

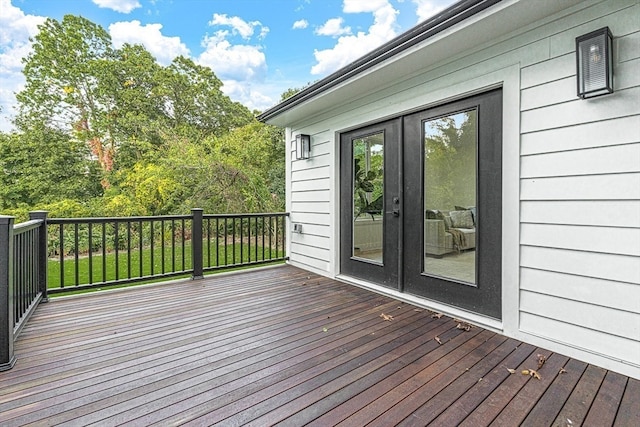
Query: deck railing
[
  {"left": 1, "top": 212, "right": 48, "bottom": 371},
  {"left": 1, "top": 209, "right": 288, "bottom": 370}
]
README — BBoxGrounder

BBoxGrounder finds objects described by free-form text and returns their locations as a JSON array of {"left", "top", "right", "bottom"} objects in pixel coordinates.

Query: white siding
[
  {"left": 283, "top": 0, "right": 640, "bottom": 377},
  {"left": 289, "top": 131, "right": 334, "bottom": 274},
  {"left": 517, "top": 0, "right": 640, "bottom": 376}
]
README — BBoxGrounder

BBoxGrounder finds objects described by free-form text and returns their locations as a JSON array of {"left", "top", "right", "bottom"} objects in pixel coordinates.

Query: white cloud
[
  {"left": 0, "top": 0, "right": 46, "bottom": 131},
  {"left": 109, "top": 21, "right": 190, "bottom": 65},
  {"left": 220, "top": 80, "right": 275, "bottom": 113},
  {"left": 209, "top": 14, "right": 269, "bottom": 40},
  {"left": 197, "top": 14, "right": 269, "bottom": 83},
  {"left": 198, "top": 14, "right": 276, "bottom": 112},
  {"left": 412, "top": 0, "right": 446, "bottom": 23},
  {"left": 343, "top": 0, "right": 390, "bottom": 13},
  {"left": 311, "top": 0, "right": 399, "bottom": 76},
  {"left": 292, "top": 19, "right": 309, "bottom": 30},
  {"left": 198, "top": 33, "right": 266, "bottom": 82},
  {"left": 315, "top": 17, "right": 351, "bottom": 37},
  {"left": 92, "top": 0, "right": 141, "bottom": 14}
]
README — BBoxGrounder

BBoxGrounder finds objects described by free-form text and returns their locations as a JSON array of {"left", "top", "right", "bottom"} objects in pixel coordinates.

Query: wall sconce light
[
  {"left": 576, "top": 27, "right": 613, "bottom": 99},
  {"left": 295, "top": 134, "right": 311, "bottom": 160}
]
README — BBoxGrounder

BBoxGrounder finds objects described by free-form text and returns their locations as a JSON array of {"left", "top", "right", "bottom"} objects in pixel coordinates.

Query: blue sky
[{"left": 0, "top": 0, "right": 456, "bottom": 131}]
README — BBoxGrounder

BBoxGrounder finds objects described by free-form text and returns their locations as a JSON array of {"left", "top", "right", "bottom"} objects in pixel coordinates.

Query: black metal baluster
[
  {"left": 269, "top": 216, "right": 273, "bottom": 259},
  {"left": 74, "top": 223, "right": 79, "bottom": 286},
  {"left": 102, "top": 223, "right": 107, "bottom": 284},
  {"left": 238, "top": 217, "right": 244, "bottom": 264},
  {"left": 224, "top": 218, "right": 228, "bottom": 266},
  {"left": 139, "top": 220, "right": 143, "bottom": 277},
  {"left": 171, "top": 219, "right": 176, "bottom": 273},
  {"left": 181, "top": 218, "right": 186, "bottom": 271},
  {"left": 207, "top": 218, "right": 211, "bottom": 269},
  {"left": 262, "top": 216, "right": 265, "bottom": 261},
  {"left": 232, "top": 218, "right": 236, "bottom": 265},
  {"left": 216, "top": 217, "right": 220, "bottom": 267},
  {"left": 281, "top": 215, "right": 285, "bottom": 259},
  {"left": 150, "top": 220, "right": 154, "bottom": 276},
  {"left": 161, "top": 220, "right": 165, "bottom": 274},
  {"left": 127, "top": 221, "right": 131, "bottom": 279},
  {"left": 59, "top": 223, "right": 64, "bottom": 288},
  {"left": 88, "top": 223, "right": 93, "bottom": 284},
  {"left": 114, "top": 221, "right": 119, "bottom": 282},
  {"left": 254, "top": 217, "right": 258, "bottom": 262}
]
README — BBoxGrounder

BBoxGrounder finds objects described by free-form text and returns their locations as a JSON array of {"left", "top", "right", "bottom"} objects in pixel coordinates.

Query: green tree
[
  {"left": 15, "top": 15, "right": 116, "bottom": 172},
  {"left": 10, "top": 14, "right": 287, "bottom": 217},
  {"left": 155, "top": 56, "right": 253, "bottom": 142},
  {"left": 0, "top": 126, "right": 102, "bottom": 210},
  {"left": 210, "top": 121, "right": 285, "bottom": 211},
  {"left": 101, "top": 44, "right": 166, "bottom": 174}
]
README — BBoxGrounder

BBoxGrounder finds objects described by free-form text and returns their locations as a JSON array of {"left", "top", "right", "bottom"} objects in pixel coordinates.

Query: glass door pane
[
  {"left": 352, "top": 132, "right": 384, "bottom": 263},
  {"left": 423, "top": 109, "right": 477, "bottom": 284}
]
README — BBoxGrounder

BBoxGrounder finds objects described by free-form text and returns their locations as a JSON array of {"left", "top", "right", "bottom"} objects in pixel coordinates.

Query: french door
[
  {"left": 340, "top": 119, "right": 401, "bottom": 288},
  {"left": 340, "top": 89, "right": 502, "bottom": 319}
]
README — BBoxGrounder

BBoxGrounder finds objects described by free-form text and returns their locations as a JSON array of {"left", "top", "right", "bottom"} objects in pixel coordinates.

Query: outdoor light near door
[
  {"left": 295, "top": 134, "right": 311, "bottom": 160},
  {"left": 576, "top": 27, "right": 613, "bottom": 99}
]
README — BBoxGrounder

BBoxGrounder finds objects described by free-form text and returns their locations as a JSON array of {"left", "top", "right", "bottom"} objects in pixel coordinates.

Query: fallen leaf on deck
[
  {"left": 559, "top": 367, "right": 567, "bottom": 374},
  {"left": 435, "top": 336, "right": 442, "bottom": 345},
  {"left": 537, "top": 354, "right": 547, "bottom": 369},
  {"left": 322, "top": 327, "right": 328, "bottom": 332},
  {"left": 431, "top": 312, "right": 444, "bottom": 319},
  {"left": 456, "top": 323, "right": 472, "bottom": 331},
  {"left": 507, "top": 368, "right": 516, "bottom": 374},
  {"left": 380, "top": 313, "right": 393, "bottom": 321},
  {"left": 522, "top": 369, "right": 541, "bottom": 379}
]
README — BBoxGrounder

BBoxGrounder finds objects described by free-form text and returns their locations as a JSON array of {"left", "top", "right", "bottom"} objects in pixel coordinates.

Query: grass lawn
[{"left": 48, "top": 241, "right": 284, "bottom": 292}]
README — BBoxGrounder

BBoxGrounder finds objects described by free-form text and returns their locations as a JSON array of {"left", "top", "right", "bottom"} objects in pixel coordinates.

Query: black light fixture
[
  {"left": 295, "top": 134, "right": 311, "bottom": 160},
  {"left": 576, "top": 27, "right": 613, "bottom": 99}
]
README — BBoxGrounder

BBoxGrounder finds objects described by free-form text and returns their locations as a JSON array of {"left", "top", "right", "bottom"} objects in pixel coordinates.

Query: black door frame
[{"left": 339, "top": 89, "right": 502, "bottom": 319}]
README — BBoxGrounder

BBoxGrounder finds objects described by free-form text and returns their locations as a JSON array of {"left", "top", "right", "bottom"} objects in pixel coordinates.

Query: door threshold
[{"left": 336, "top": 274, "right": 504, "bottom": 332}]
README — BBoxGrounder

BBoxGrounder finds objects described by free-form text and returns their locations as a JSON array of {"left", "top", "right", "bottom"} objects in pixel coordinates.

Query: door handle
[{"left": 393, "top": 197, "right": 400, "bottom": 217}]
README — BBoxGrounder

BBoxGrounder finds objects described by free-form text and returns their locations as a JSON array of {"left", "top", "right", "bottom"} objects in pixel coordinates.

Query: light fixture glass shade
[
  {"left": 576, "top": 27, "right": 613, "bottom": 98},
  {"left": 295, "top": 134, "right": 311, "bottom": 160}
]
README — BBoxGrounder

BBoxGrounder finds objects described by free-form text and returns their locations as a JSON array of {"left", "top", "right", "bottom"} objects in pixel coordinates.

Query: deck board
[{"left": 0, "top": 265, "right": 636, "bottom": 426}]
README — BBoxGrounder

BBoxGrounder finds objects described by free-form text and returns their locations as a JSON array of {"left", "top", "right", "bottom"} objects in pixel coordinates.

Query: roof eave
[{"left": 257, "top": 0, "right": 502, "bottom": 123}]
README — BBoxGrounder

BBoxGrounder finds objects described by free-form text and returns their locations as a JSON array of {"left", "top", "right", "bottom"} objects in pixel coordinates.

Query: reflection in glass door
[
  {"left": 424, "top": 110, "right": 477, "bottom": 284},
  {"left": 352, "top": 133, "right": 384, "bottom": 264}
]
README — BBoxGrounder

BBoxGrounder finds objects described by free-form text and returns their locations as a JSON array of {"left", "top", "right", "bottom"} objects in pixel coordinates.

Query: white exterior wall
[{"left": 285, "top": 0, "right": 640, "bottom": 378}]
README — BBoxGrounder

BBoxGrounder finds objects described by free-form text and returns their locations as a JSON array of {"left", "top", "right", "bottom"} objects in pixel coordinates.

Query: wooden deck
[{"left": 1, "top": 265, "right": 637, "bottom": 426}]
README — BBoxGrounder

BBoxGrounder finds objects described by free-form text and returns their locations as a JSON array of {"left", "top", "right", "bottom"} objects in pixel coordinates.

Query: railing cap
[
  {"left": 29, "top": 211, "right": 48, "bottom": 220},
  {"left": 0, "top": 216, "right": 15, "bottom": 225}
]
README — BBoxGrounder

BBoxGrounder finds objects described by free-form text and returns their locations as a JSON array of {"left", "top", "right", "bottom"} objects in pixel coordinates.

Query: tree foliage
[
  {"left": 15, "top": 15, "right": 255, "bottom": 178},
  {"left": 1, "top": 14, "right": 286, "bottom": 220},
  {"left": 0, "top": 126, "right": 102, "bottom": 210},
  {"left": 424, "top": 111, "right": 477, "bottom": 209}
]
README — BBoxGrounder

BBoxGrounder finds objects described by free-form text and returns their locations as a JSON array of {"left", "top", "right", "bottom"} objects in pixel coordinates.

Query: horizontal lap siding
[
  {"left": 518, "top": 1, "right": 640, "bottom": 373},
  {"left": 283, "top": 0, "right": 639, "bottom": 374},
  {"left": 290, "top": 132, "right": 333, "bottom": 273}
]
